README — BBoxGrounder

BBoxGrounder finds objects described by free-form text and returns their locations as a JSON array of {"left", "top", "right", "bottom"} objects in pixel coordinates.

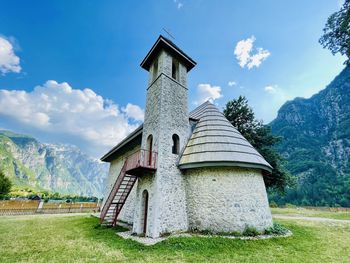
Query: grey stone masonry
[
  {"left": 184, "top": 167, "right": 273, "bottom": 233},
  {"left": 134, "top": 49, "right": 190, "bottom": 238}
]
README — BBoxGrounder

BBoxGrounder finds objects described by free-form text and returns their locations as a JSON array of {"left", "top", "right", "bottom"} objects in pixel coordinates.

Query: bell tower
[{"left": 132, "top": 36, "right": 196, "bottom": 238}]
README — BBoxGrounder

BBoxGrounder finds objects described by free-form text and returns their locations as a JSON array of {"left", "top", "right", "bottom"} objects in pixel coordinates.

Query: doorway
[{"left": 141, "top": 190, "right": 149, "bottom": 234}]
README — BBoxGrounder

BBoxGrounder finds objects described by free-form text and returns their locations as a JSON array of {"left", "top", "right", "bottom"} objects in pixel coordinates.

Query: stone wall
[
  {"left": 184, "top": 167, "right": 273, "bottom": 233},
  {"left": 103, "top": 145, "right": 140, "bottom": 224},
  {"left": 132, "top": 173, "right": 155, "bottom": 235},
  {"left": 138, "top": 50, "right": 190, "bottom": 238}
]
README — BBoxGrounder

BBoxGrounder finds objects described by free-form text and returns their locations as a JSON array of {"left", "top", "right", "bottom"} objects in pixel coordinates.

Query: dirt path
[{"left": 273, "top": 214, "right": 350, "bottom": 223}]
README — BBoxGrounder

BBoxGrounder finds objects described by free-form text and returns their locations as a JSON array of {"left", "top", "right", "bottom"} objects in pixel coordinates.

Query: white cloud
[
  {"left": 122, "top": 103, "right": 144, "bottom": 121},
  {"left": 264, "top": 85, "right": 277, "bottom": 94},
  {"left": 174, "top": 0, "right": 183, "bottom": 9},
  {"left": 228, "top": 81, "right": 237, "bottom": 87},
  {"left": 234, "top": 36, "right": 270, "bottom": 69},
  {"left": 0, "top": 36, "right": 21, "bottom": 75},
  {"left": 259, "top": 84, "right": 292, "bottom": 122},
  {"left": 234, "top": 37, "right": 254, "bottom": 68},
  {"left": 193, "top": 83, "right": 223, "bottom": 105},
  {"left": 263, "top": 84, "right": 289, "bottom": 108},
  {"left": 247, "top": 48, "right": 270, "bottom": 69},
  {"left": 0, "top": 80, "right": 143, "bottom": 156}
]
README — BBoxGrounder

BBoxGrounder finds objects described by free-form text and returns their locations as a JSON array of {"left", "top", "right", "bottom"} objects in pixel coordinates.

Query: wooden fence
[
  {"left": 301, "top": 206, "right": 350, "bottom": 212},
  {"left": 0, "top": 200, "right": 100, "bottom": 216}
]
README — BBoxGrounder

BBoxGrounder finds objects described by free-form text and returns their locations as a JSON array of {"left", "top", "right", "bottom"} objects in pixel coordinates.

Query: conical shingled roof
[{"left": 179, "top": 101, "right": 272, "bottom": 172}]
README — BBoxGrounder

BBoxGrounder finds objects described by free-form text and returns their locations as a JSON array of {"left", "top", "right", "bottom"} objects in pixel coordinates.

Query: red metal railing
[
  {"left": 100, "top": 161, "right": 128, "bottom": 224},
  {"left": 100, "top": 149, "right": 157, "bottom": 225},
  {"left": 125, "top": 149, "right": 157, "bottom": 171}
]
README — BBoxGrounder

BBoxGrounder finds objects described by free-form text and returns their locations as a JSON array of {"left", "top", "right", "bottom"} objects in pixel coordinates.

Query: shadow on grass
[
  {"left": 1, "top": 214, "right": 345, "bottom": 263},
  {"left": 80, "top": 216, "right": 318, "bottom": 261}
]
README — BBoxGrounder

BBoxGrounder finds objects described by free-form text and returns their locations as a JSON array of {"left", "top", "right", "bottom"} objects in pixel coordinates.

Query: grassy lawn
[
  {"left": 0, "top": 214, "right": 349, "bottom": 263},
  {"left": 271, "top": 207, "right": 350, "bottom": 220}
]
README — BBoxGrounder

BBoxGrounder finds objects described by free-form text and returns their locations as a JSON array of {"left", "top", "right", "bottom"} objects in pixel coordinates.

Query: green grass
[
  {"left": 271, "top": 207, "right": 350, "bottom": 220},
  {"left": 0, "top": 213, "right": 350, "bottom": 262}
]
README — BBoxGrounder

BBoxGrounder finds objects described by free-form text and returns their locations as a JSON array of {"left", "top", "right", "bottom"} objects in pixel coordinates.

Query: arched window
[
  {"left": 172, "top": 134, "right": 180, "bottom": 154},
  {"left": 172, "top": 58, "right": 179, "bottom": 80},
  {"left": 147, "top": 135, "right": 153, "bottom": 165}
]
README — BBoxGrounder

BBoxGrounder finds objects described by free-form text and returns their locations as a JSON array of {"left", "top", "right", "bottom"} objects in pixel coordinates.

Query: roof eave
[
  {"left": 178, "top": 161, "right": 273, "bottom": 174},
  {"left": 140, "top": 35, "right": 196, "bottom": 72},
  {"left": 100, "top": 124, "right": 143, "bottom": 162}
]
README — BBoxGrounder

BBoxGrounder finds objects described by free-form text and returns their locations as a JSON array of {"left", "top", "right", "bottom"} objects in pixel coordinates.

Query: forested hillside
[{"left": 271, "top": 67, "right": 350, "bottom": 207}]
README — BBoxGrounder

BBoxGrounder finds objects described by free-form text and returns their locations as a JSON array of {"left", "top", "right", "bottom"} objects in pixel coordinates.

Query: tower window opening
[
  {"left": 152, "top": 58, "right": 158, "bottom": 81},
  {"left": 172, "top": 58, "right": 179, "bottom": 80},
  {"left": 172, "top": 134, "right": 180, "bottom": 154}
]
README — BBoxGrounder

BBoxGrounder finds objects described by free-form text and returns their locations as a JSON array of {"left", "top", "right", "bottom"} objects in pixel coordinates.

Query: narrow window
[
  {"left": 152, "top": 58, "right": 158, "bottom": 81},
  {"left": 147, "top": 135, "right": 153, "bottom": 165},
  {"left": 172, "top": 58, "right": 179, "bottom": 80},
  {"left": 172, "top": 134, "right": 180, "bottom": 154}
]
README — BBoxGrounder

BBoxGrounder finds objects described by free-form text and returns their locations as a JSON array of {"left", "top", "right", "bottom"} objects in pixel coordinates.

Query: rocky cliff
[
  {"left": 271, "top": 67, "right": 350, "bottom": 206},
  {"left": 0, "top": 130, "right": 108, "bottom": 197}
]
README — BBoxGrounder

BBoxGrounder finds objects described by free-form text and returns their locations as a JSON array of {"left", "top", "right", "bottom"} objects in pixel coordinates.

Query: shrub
[
  {"left": 189, "top": 227, "right": 214, "bottom": 235},
  {"left": 217, "top": 231, "right": 241, "bottom": 237},
  {"left": 265, "top": 222, "right": 289, "bottom": 235},
  {"left": 0, "top": 171, "right": 12, "bottom": 199},
  {"left": 160, "top": 232, "right": 171, "bottom": 237},
  {"left": 285, "top": 203, "right": 297, "bottom": 208},
  {"left": 243, "top": 226, "right": 260, "bottom": 237},
  {"left": 199, "top": 229, "right": 214, "bottom": 235},
  {"left": 270, "top": 201, "right": 278, "bottom": 208}
]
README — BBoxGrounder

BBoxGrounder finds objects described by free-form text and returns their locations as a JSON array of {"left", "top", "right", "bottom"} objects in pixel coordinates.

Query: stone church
[{"left": 100, "top": 35, "right": 273, "bottom": 238}]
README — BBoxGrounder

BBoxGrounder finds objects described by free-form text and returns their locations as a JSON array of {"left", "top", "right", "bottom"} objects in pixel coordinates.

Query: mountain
[
  {"left": 271, "top": 67, "right": 350, "bottom": 207},
  {"left": 0, "top": 130, "right": 108, "bottom": 197}
]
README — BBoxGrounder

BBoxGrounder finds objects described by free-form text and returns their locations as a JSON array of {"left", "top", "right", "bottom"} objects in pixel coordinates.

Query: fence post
[{"left": 36, "top": 200, "right": 44, "bottom": 214}]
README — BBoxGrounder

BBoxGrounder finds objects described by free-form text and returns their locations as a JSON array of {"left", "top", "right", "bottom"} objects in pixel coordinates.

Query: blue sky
[{"left": 0, "top": 0, "right": 345, "bottom": 157}]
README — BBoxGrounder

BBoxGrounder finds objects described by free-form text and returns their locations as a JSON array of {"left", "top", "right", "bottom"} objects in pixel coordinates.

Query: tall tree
[
  {"left": 223, "top": 96, "right": 292, "bottom": 192},
  {"left": 319, "top": 0, "right": 350, "bottom": 64},
  {"left": 0, "top": 171, "right": 12, "bottom": 198}
]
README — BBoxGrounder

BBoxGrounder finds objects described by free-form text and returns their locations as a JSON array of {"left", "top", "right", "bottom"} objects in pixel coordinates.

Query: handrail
[
  {"left": 100, "top": 149, "right": 157, "bottom": 224},
  {"left": 125, "top": 149, "right": 157, "bottom": 171},
  {"left": 100, "top": 161, "right": 128, "bottom": 223}
]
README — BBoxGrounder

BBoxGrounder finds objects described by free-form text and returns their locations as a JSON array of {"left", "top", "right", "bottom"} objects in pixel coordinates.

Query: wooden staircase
[{"left": 100, "top": 149, "right": 157, "bottom": 226}]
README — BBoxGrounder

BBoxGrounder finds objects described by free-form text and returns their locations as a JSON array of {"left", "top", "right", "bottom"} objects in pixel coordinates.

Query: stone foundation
[{"left": 184, "top": 167, "right": 273, "bottom": 233}]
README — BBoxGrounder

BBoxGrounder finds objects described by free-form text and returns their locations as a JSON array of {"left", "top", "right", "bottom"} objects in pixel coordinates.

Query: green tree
[
  {"left": 223, "top": 96, "right": 292, "bottom": 192},
  {"left": 0, "top": 171, "right": 12, "bottom": 198},
  {"left": 319, "top": 0, "right": 350, "bottom": 64}
]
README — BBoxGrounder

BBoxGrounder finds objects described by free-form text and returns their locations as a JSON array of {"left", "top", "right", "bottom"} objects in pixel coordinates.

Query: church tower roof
[
  {"left": 179, "top": 101, "right": 273, "bottom": 173},
  {"left": 140, "top": 35, "right": 196, "bottom": 72}
]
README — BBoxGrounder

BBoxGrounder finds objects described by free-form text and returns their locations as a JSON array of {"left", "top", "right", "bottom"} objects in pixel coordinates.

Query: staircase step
[{"left": 99, "top": 158, "right": 138, "bottom": 225}]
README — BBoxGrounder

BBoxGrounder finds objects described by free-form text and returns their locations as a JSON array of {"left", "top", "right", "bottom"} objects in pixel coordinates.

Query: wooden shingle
[{"left": 179, "top": 101, "right": 272, "bottom": 172}]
